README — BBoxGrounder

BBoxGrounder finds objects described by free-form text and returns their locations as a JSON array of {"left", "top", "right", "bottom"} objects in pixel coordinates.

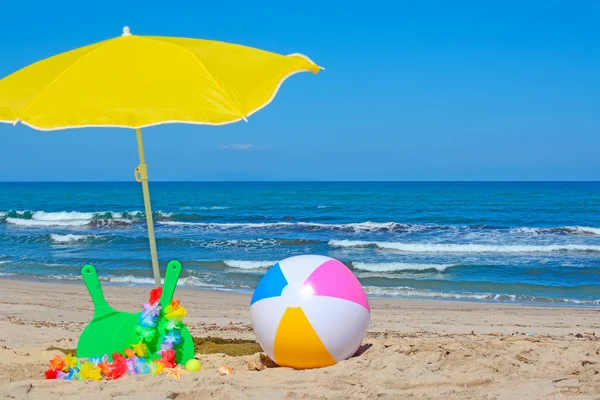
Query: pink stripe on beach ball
[{"left": 304, "top": 260, "right": 370, "bottom": 310}]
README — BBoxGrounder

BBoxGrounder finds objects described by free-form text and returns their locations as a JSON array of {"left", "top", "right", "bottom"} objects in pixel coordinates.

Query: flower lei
[{"left": 45, "top": 287, "right": 188, "bottom": 380}]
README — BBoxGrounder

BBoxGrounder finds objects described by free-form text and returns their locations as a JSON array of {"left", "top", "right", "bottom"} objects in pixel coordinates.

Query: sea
[{"left": 0, "top": 182, "right": 598, "bottom": 306}]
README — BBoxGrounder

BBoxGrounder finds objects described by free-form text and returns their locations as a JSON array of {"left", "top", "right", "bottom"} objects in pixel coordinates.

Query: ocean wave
[
  {"left": 566, "top": 226, "right": 600, "bottom": 235},
  {"left": 223, "top": 260, "right": 276, "bottom": 270},
  {"left": 100, "top": 275, "right": 167, "bottom": 285},
  {"left": 0, "top": 210, "right": 197, "bottom": 228},
  {"left": 329, "top": 240, "right": 600, "bottom": 253},
  {"left": 512, "top": 226, "right": 600, "bottom": 236},
  {"left": 159, "top": 221, "right": 292, "bottom": 228},
  {"left": 203, "top": 238, "right": 320, "bottom": 249},
  {"left": 352, "top": 262, "right": 453, "bottom": 273},
  {"left": 158, "top": 220, "right": 433, "bottom": 232},
  {"left": 0, "top": 232, "right": 323, "bottom": 248},
  {"left": 7, "top": 214, "right": 92, "bottom": 227},
  {"left": 364, "top": 286, "right": 600, "bottom": 305},
  {"left": 2, "top": 210, "right": 149, "bottom": 227},
  {"left": 156, "top": 220, "right": 600, "bottom": 235},
  {"left": 35, "top": 273, "right": 249, "bottom": 290},
  {"left": 3, "top": 210, "right": 599, "bottom": 236},
  {"left": 182, "top": 206, "right": 231, "bottom": 210},
  {"left": 50, "top": 234, "right": 93, "bottom": 243}
]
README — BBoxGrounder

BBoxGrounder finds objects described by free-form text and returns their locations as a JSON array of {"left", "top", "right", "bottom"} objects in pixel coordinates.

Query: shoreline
[{"left": 0, "top": 275, "right": 598, "bottom": 309}]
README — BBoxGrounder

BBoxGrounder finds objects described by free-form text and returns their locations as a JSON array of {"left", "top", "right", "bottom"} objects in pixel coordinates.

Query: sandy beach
[{"left": 0, "top": 279, "right": 597, "bottom": 399}]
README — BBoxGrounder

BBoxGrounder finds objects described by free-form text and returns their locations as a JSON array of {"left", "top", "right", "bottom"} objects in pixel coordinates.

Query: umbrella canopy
[
  {"left": 0, "top": 27, "right": 321, "bottom": 128},
  {"left": 0, "top": 27, "right": 321, "bottom": 285}
]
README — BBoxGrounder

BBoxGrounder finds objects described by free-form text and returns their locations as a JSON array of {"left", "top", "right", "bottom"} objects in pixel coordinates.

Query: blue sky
[{"left": 0, "top": 0, "right": 599, "bottom": 181}]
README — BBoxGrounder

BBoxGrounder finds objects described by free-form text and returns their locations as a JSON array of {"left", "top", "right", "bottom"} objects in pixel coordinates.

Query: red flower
[
  {"left": 108, "top": 362, "right": 128, "bottom": 380},
  {"left": 112, "top": 353, "right": 126, "bottom": 363},
  {"left": 106, "top": 355, "right": 128, "bottom": 380},
  {"left": 157, "top": 357, "right": 174, "bottom": 368},
  {"left": 161, "top": 350, "right": 175, "bottom": 364},
  {"left": 149, "top": 287, "right": 162, "bottom": 305},
  {"left": 45, "top": 368, "right": 58, "bottom": 379}
]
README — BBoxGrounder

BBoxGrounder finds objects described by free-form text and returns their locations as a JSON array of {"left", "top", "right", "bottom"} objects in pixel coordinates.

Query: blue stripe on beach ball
[{"left": 251, "top": 263, "right": 288, "bottom": 305}]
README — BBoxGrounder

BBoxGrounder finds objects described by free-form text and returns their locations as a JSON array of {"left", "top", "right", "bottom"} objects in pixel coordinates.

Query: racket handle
[
  {"left": 81, "top": 265, "right": 111, "bottom": 315},
  {"left": 160, "top": 260, "right": 182, "bottom": 307}
]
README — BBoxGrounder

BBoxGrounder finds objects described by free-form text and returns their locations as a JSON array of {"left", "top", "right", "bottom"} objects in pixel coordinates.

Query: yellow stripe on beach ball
[{"left": 273, "top": 307, "right": 336, "bottom": 369}]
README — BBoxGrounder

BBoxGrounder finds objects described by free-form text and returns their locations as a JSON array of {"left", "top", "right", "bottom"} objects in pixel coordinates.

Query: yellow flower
[
  {"left": 63, "top": 354, "right": 77, "bottom": 371},
  {"left": 132, "top": 341, "right": 147, "bottom": 357},
  {"left": 153, "top": 361, "right": 164, "bottom": 375},
  {"left": 80, "top": 361, "right": 102, "bottom": 380},
  {"left": 165, "top": 300, "right": 187, "bottom": 321}
]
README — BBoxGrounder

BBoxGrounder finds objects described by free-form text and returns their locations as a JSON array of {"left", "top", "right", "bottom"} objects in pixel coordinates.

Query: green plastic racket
[
  {"left": 76, "top": 264, "right": 141, "bottom": 361},
  {"left": 150, "top": 260, "right": 195, "bottom": 364},
  {"left": 76, "top": 261, "right": 195, "bottom": 364}
]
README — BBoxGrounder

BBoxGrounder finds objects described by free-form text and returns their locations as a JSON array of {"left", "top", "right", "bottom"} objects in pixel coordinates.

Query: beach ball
[{"left": 250, "top": 255, "right": 370, "bottom": 369}]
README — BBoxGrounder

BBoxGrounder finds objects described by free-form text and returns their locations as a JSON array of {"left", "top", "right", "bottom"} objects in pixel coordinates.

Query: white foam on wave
[
  {"left": 33, "top": 211, "right": 96, "bottom": 221},
  {"left": 7, "top": 211, "right": 94, "bottom": 226},
  {"left": 40, "top": 273, "right": 233, "bottom": 289},
  {"left": 223, "top": 260, "right": 276, "bottom": 270},
  {"left": 7, "top": 218, "right": 91, "bottom": 227},
  {"left": 365, "top": 286, "right": 494, "bottom": 300},
  {"left": 2, "top": 210, "right": 178, "bottom": 227},
  {"left": 105, "top": 275, "right": 163, "bottom": 285},
  {"left": 317, "top": 221, "right": 405, "bottom": 231},
  {"left": 41, "top": 274, "right": 163, "bottom": 285},
  {"left": 157, "top": 220, "right": 600, "bottom": 236},
  {"left": 512, "top": 227, "right": 544, "bottom": 235},
  {"left": 7, "top": 211, "right": 110, "bottom": 227},
  {"left": 512, "top": 226, "right": 600, "bottom": 236},
  {"left": 159, "top": 221, "right": 293, "bottom": 228},
  {"left": 204, "top": 238, "right": 280, "bottom": 248},
  {"left": 564, "top": 226, "right": 600, "bottom": 235},
  {"left": 182, "top": 206, "right": 231, "bottom": 210},
  {"left": 158, "top": 220, "right": 425, "bottom": 232},
  {"left": 108, "top": 274, "right": 252, "bottom": 290},
  {"left": 50, "top": 234, "right": 91, "bottom": 243},
  {"left": 329, "top": 240, "right": 600, "bottom": 253},
  {"left": 364, "top": 286, "right": 600, "bottom": 305},
  {"left": 352, "top": 262, "right": 453, "bottom": 272},
  {"left": 298, "top": 221, "right": 424, "bottom": 232}
]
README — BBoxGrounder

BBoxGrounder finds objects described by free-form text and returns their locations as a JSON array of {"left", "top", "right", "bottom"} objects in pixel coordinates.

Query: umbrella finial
[{"left": 122, "top": 26, "right": 132, "bottom": 36}]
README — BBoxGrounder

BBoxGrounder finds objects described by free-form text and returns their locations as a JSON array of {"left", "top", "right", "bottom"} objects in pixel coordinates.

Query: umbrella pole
[{"left": 134, "top": 128, "right": 161, "bottom": 287}]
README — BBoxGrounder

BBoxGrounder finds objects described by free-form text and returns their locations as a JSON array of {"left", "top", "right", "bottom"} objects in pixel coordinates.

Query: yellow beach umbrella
[{"left": 0, "top": 27, "right": 321, "bottom": 286}]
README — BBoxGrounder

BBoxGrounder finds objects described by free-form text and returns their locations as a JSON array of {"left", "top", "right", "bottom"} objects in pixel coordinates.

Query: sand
[{"left": 0, "top": 278, "right": 598, "bottom": 399}]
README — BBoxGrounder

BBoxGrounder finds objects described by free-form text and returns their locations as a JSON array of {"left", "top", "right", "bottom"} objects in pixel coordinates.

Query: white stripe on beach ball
[
  {"left": 250, "top": 296, "right": 288, "bottom": 358},
  {"left": 300, "top": 296, "right": 371, "bottom": 361},
  {"left": 278, "top": 254, "right": 334, "bottom": 284}
]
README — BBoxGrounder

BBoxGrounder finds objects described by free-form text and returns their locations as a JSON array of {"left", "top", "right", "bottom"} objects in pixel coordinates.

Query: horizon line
[{"left": 0, "top": 180, "right": 599, "bottom": 183}]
